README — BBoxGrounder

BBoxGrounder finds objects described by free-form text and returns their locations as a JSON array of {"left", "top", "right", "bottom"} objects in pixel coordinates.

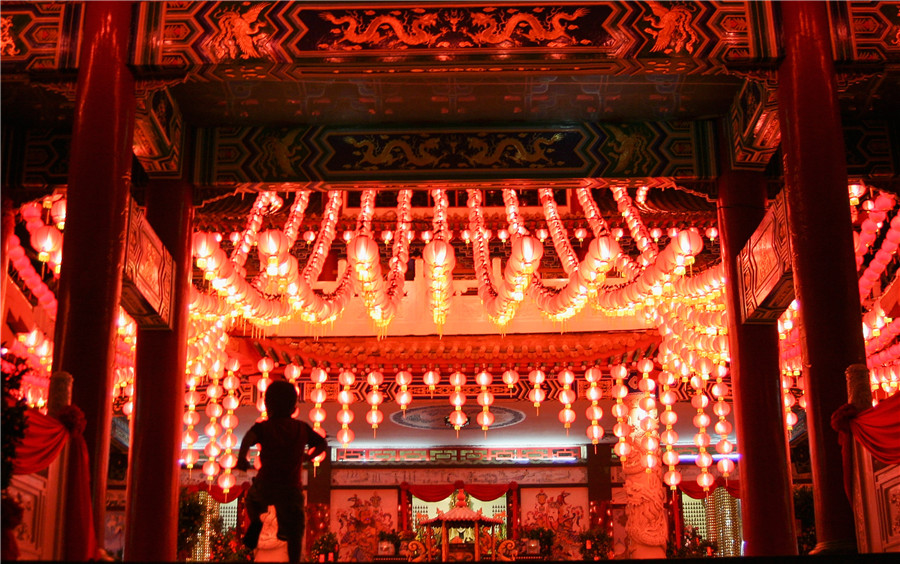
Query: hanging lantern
[
  {"left": 423, "top": 369, "right": 441, "bottom": 398},
  {"left": 528, "top": 368, "right": 546, "bottom": 414},
  {"left": 395, "top": 369, "right": 413, "bottom": 414},
  {"left": 309, "top": 366, "right": 328, "bottom": 433},
  {"left": 366, "top": 370, "right": 384, "bottom": 437},
  {"left": 475, "top": 368, "right": 494, "bottom": 434},
  {"left": 556, "top": 368, "right": 576, "bottom": 432},
  {"left": 502, "top": 368, "right": 520, "bottom": 389},
  {"left": 30, "top": 225, "right": 62, "bottom": 263},
  {"left": 336, "top": 369, "right": 356, "bottom": 447},
  {"left": 449, "top": 370, "right": 468, "bottom": 435},
  {"left": 584, "top": 366, "right": 605, "bottom": 445},
  {"left": 610, "top": 364, "right": 631, "bottom": 463}
]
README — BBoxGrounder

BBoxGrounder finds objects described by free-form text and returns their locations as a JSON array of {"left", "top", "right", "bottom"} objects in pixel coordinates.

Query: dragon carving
[
  {"left": 607, "top": 125, "right": 651, "bottom": 175},
  {"left": 622, "top": 409, "right": 668, "bottom": 558},
  {"left": 644, "top": 1, "right": 699, "bottom": 55},
  {"left": 321, "top": 12, "right": 439, "bottom": 48},
  {"left": 470, "top": 8, "right": 588, "bottom": 45},
  {"left": 465, "top": 134, "right": 563, "bottom": 167},
  {"left": 344, "top": 136, "right": 442, "bottom": 168},
  {"left": 209, "top": 3, "right": 273, "bottom": 61},
  {"left": 259, "top": 129, "right": 305, "bottom": 178},
  {"left": 1, "top": 16, "right": 19, "bottom": 57}
]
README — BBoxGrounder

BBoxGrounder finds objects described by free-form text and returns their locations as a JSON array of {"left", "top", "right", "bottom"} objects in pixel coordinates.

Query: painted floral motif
[{"left": 333, "top": 490, "right": 397, "bottom": 562}]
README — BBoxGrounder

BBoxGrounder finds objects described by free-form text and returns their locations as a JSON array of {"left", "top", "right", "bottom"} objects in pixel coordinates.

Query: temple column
[
  {"left": 716, "top": 132, "right": 797, "bottom": 555},
  {"left": 1, "top": 198, "right": 14, "bottom": 320},
  {"left": 123, "top": 177, "right": 194, "bottom": 561},
  {"left": 622, "top": 394, "right": 667, "bottom": 559},
  {"left": 50, "top": 1, "right": 135, "bottom": 556},
  {"left": 777, "top": 1, "right": 865, "bottom": 553}
]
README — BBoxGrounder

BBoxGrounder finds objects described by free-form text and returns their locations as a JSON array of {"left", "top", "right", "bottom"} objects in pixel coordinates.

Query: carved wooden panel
[
  {"left": 737, "top": 191, "right": 794, "bottom": 323},
  {"left": 121, "top": 197, "right": 175, "bottom": 329},
  {"left": 874, "top": 462, "right": 900, "bottom": 552},
  {"left": 728, "top": 78, "right": 780, "bottom": 171},
  {"left": 7, "top": 473, "right": 50, "bottom": 560},
  {"left": 134, "top": 2, "right": 758, "bottom": 75},
  {"left": 195, "top": 120, "right": 713, "bottom": 185},
  {"left": 133, "top": 83, "right": 185, "bottom": 177},
  {"left": 0, "top": 2, "right": 82, "bottom": 72}
]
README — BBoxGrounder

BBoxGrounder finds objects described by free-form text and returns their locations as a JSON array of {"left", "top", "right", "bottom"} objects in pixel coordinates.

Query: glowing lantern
[
  {"left": 336, "top": 369, "right": 356, "bottom": 447},
  {"left": 30, "top": 225, "right": 62, "bottom": 262},
  {"left": 366, "top": 370, "right": 384, "bottom": 436},
  {"left": 528, "top": 369, "right": 546, "bottom": 413},
  {"left": 475, "top": 369, "right": 494, "bottom": 433},
  {"left": 423, "top": 369, "right": 441, "bottom": 398},
  {"left": 502, "top": 369, "right": 519, "bottom": 389},
  {"left": 395, "top": 369, "right": 413, "bottom": 413}
]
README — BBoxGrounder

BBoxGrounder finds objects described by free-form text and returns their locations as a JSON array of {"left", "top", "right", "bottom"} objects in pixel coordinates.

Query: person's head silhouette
[{"left": 264, "top": 380, "right": 298, "bottom": 418}]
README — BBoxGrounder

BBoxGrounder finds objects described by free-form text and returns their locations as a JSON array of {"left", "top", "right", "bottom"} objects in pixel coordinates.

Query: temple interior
[{"left": 1, "top": 1, "right": 899, "bottom": 562}]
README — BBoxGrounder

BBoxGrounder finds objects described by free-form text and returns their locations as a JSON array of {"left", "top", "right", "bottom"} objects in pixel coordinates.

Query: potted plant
[
  {"left": 578, "top": 527, "right": 613, "bottom": 560},
  {"left": 521, "top": 526, "right": 555, "bottom": 559},
  {"left": 666, "top": 526, "right": 717, "bottom": 558},
  {"left": 377, "top": 529, "right": 402, "bottom": 556},
  {"left": 310, "top": 531, "right": 339, "bottom": 562}
]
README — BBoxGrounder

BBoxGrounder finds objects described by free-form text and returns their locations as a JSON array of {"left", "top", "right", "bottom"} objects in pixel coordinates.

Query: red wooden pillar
[
  {"left": 124, "top": 177, "right": 193, "bottom": 561},
  {"left": 716, "top": 139, "right": 797, "bottom": 555},
  {"left": 50, "top": 2, "right": 135, "bottom": 556},
  {"left": 1, "top": 198, "right": 14, "bottom": 318},
  {"left": 777, "top": 1, "right": 864, "bottom": 553}
]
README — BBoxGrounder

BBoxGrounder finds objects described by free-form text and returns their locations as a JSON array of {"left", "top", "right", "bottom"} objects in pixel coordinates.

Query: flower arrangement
[
  {"left": 310, "top": 531, "right": 339, "bottom": 561},
  {"left": 378, "top": 529, "right": 402, "bottom": 550},
  {"left": 578, "top": 527, "right": 613, "bottom": 560},
  {"left": 1, "top": 350, "right": 29, "bottom": 491},
  {"left": 667, "top": 526, "right": 717, "bottom": 558},
  {"left": 521, "top": 525, "right": 555, "bottom": 559}
]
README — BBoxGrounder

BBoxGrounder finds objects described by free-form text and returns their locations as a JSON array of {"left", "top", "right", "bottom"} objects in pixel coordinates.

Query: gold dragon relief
[
  {"left": 343, "top": 135, "right": 444, "bottom": 170},
  {"left": 1, "top": 15, "right": 20, "bottom": 57},
  {"left": 463, "top": 133, "right": 565, "bottom": 168},
  {"left": 317, "top": 6, "right": 592, "bottom": 50}
]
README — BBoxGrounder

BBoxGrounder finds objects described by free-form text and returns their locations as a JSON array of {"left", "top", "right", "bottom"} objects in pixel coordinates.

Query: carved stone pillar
[{"left": 622, "top": 395, "right": 667, "bottom": 559}]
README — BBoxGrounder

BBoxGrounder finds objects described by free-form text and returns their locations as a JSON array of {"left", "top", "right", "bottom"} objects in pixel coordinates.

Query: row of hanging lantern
[
  {"left": 188, "top": 185, "right": 716, "bottom": 332},
  {"left": 776, "top": 184, "right": 900, "bottom": 409}
]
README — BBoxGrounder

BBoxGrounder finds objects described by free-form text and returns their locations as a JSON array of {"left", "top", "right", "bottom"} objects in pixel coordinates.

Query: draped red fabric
[
  {"left": 678, "top": 478, "right": 740, "bottom": 499},
  {"left": 11, "top": 409, "right": 69, "bottom": 475},
  {"left": 65, "top": 429, "right": 98, "bottom": 561},
  {"left": 401, "top": 481, "right": 515, "bottom": 502},
  {"left": 831, "top": 391, "right": 900, "bottom": 500},
  {"left": 10, "top": 407, "right": 98, "bottom": 560},
  {"left": 851, "top": 392, "right": 900, "bottom": 464},
  {"left": 186, "top": 481, "right": 251, "bottom": 504},
  {"left": 402, "top": 482, "right": 459, "bottom": 502}
]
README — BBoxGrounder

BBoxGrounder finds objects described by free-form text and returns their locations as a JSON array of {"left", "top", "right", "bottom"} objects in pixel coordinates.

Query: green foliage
[
  {"left": 793, "top": 485, "right": 817, "bottom": 555},
  {"left": 521, "top": 526, "right": 555, "bottom": 559},
  {"left": 208, "top": 527, "right": 252, "bottom": 562},
  {"left": 310, "top": 531, "right": 339, "bottom": 559},
  {"left": 378, "top": 528, "right": 402, "bottom": 548},
  {"left": 578, "top": 527, "right": 613, "bottom": 560},
  {"left": 1, "top": 351, "right": 29, "bottom": 491},
  {"left": 177, "top": 489, "right": 206, "bottom": 560},
  {"left": 667, "top": 526, "right": 717, "bottom": 558}
]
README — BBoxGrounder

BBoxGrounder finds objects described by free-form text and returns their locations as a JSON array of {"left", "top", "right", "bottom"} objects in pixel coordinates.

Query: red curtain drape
[
  {"left": 185, "top": 481, "right": 251, "bottom": 504},
  {"left": 678, "top": 478, "right": 740, "bottom": 499},
  {"left": 401, "top": 480, "right": 515, "bottom": 502},
  {"left": 11, "top": 409, "right": 69, "bottom": 474},
  {"left": 831, "top": 391, "right": 900, "bottom": 500},
  {"left": 11, "top": 407, "right": 97, "bottom": 561}
]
